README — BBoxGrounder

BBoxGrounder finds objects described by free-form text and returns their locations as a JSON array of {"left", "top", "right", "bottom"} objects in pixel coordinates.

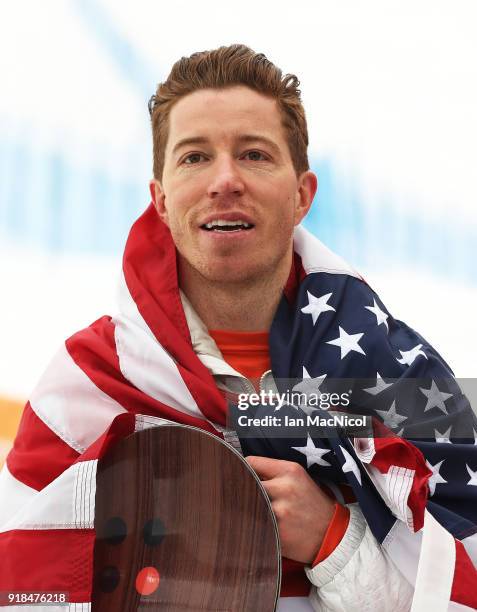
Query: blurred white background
[{"left": 1, "top": 0, "right": 476, "bottom": 409}]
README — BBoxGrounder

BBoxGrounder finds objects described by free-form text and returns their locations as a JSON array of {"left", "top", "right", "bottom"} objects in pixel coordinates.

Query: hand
[{"left": 245, "top": 456, "right": 335, "bottom": 564}]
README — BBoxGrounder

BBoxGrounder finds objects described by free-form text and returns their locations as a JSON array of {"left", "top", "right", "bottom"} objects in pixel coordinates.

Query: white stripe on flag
[
  {"left": 30, "top": 344, "right": 127, "bottom": 453},
  {"left": 382, "top": 520, "right": 422, "bottom": 587},
  {"left": 0, "top": 460, "right": 97, "bottom": 533},
  {"left": 358, "top": 461, "right": 415, "bottom": 529},
  {"left": 448, "top": 603, "right": 477, "bottom": 611},
  {"left": 134, "top": 414, "right": 176, "bottom": 432},
  {"left": 0, "top": 463, "right": 37, "bottom": 528},
  {"left": 411, "top": 509, "right": 455, "bottom": 612},
  {"left": 353, "top": 437, "right": 376, "bottom": 462},
  {"left": 385, "top": 465, "right": 415, "bottom": 529},
  {"left": 461, "top": 531, "right": 477, "bottom": 565},
  {"left": 293, "top": 226, "right": 361, "bottom": 278},
  {"left": 73, "top": 460, "right": 97, "bottom": 529},
  {"left": 114, "top": 272, "right": 203, "bottom": 419}
]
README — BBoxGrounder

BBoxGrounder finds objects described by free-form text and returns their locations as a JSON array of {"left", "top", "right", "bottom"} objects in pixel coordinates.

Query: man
[{"left": 1, "top": 44, "right": 476, "bottom": 611}]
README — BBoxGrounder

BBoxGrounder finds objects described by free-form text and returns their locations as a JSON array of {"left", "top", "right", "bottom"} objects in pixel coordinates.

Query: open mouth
[{"left": 200, "top": 219, "right": 255, "bottom": 233}]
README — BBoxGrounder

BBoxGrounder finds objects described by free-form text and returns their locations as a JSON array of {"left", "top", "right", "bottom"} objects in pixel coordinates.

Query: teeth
[{"left": 204, "top": 219, "right": 251, "bottom": 229}]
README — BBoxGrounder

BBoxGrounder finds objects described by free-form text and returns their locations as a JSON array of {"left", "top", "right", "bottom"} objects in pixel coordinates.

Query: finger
[
  {"left": 259, "top": 476, "right": 293, "bottom": 501},
  {"left": 246, "top": 456, "right": 305, "bottom": 480},
  {"left": 245, "top": 455, "right": 293, "bottom": 479}
]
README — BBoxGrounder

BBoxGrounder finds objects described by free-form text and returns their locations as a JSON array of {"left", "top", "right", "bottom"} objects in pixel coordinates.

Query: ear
[
  {"left": 149, "top": 179, "right": 169, "bottom": 226},
  {"left": 294, "top": 171, "right": 318, "bottom": 225}
]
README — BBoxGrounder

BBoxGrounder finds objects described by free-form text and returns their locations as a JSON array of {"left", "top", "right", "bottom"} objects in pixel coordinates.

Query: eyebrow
[{"left": 171, "top": 134, "right": 282, "bottom": 156}]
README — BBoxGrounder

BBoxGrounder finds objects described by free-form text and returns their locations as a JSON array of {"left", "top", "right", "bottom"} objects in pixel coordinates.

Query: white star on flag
[
  {"left": 302, "top": 367, "right": 327, "bottom": 386},
  {"left": 434, "top": 426, "right": 452, "bottom": 443},
  {"left": 326, "top": 326, "right": 366, "bottom": 360},
  {"left": 425, "top": 459, "right": 447, "bottom": 496},
  {"left": 301, "top": 291, "right": 335, "bottom": 325},
  {"left": 363, "top": 372, "right": 393, "bottom": 395},
  {"left": 466, "top": 465, "right": 477, "bottom": 487},
  {"left": 419, "top": 381, "right": 453, "bottom": 415},
  {"left": 339, "top": 445, "right": 362, "bottom": 485},
  {"left": 292, "top": 368, "right": 327, "bottom": 415},
  {"left": 365, "top": 299, "right": 389, "bottom": 331},
  {"left": 292, "top": 434, "right": 331, "bottom": 468},
  {"left": 397, "top": 344, "right": 427, "bottom": 366},
  {"left": 376, "top": 400, "right": 407, "bottom": 430}
]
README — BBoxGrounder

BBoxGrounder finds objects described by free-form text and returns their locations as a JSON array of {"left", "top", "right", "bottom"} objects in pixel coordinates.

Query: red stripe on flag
[
  {"left": 280, "top": 558, "right": 311, "bottom": 597},
  {"left": 283, "top": 252, "right": 306, "bottom": 305},
  {"left": 370, "top": 423, "right": 431, "bottom": 531},
  {"left": 120, "top": 205, "right": 230, "bottom": 425},
  {"left": 66, "top": 317, "right": 221, "bottom": 436},
  {"left": 7, "top": 402, "right": 80, "bottom": 491},
  {"left": 451, "top": 539, "right": 477, "bottom": 608},
  {"left": 0, "top": 528, "right": 94, "bottom": 603}
]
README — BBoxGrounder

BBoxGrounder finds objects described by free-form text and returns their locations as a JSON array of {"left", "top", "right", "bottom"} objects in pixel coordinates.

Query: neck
[{"left": 179, "top": 256, "right": 292, "bottom": 332}]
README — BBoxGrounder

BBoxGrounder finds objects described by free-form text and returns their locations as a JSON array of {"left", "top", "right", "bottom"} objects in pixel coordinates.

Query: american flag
[{"left": 1, "top": 204, "right": 476, "bottom": 610}]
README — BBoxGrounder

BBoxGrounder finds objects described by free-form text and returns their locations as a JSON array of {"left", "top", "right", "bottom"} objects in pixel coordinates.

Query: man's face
[{"left": 150, "top": 85, "right": 317, "bottom": 287}]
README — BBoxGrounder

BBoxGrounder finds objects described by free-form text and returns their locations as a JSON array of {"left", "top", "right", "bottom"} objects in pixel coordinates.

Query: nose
[{"left": 206, "top": 156, "right": 245, "bottom": 199}]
